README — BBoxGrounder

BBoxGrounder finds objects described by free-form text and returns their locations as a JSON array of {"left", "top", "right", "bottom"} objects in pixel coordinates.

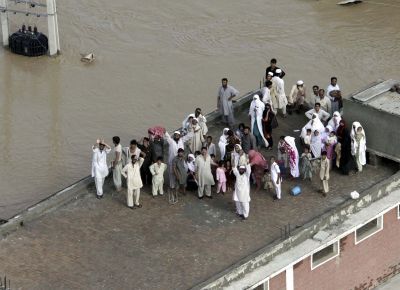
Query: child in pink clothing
[{"left": 216, "top": 160, "right": 227, "bottom": 195}]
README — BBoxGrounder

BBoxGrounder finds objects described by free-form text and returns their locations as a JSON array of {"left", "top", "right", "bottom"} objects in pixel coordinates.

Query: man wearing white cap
[
  {"left": 165, "top": 130, "right": 192, "bottom": 189},
  {"left": 261, "top": 80, "right": 274, "bottom": 112},
  {"left": 217, "top": 78, "right": 239, "bottom": 127},
  {"left": 233, "top": 164, "right": 252, "bottom": 220},
  {"left": 249, "top": 94, "right": 269, "bottom": 148},
  {"left": 272, "top": 69, "right": 287, "bottom": 117},
  {"left": 289, "top": 80, "right": 307, "bottom": 114}
]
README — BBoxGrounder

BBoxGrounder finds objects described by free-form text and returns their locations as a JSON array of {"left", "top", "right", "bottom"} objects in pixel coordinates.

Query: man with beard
[
  {"left": 233, "top": 164, "right": 252, "bottom": 220},
  {"left": 217, "top": 78, "right": 239, "bottom": 127}
]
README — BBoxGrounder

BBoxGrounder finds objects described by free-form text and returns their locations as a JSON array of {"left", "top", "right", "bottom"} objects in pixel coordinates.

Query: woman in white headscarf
[
  {"left": 350, "top": 121, "right": 367, "bottom": 172},
  {"left": 300, "top": 113, "right": 325, "bottom": 140},
  {"left": 283, "top": 136, "right": 300, "bottom": 178},
  {"left": 182, "top": 113, "right": 195, "bottom": 133},
  {"left": 218, "top": 128, "right": 229, "bottom": 160},
  {"left": 310, "top": 130, "right": 323, "bottom": 158},
  {"left": 186, "top": 153, "right": 198, "bottom": 191},
  {"left": 249, "top": 94, "right": 269, "bottom": 148},
  {"left": 327, "top": 111, "right": 342, "bottom": 132}
]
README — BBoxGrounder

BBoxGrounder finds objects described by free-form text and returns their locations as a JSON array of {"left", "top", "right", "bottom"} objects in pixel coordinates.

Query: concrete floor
[{"left": 0, "top": 109, "right": 397, "bottom": 290}]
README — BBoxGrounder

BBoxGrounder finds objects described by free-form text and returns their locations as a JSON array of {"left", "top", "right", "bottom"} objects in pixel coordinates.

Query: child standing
[
  {"left": 216, "top": 160, "right": 227, "bottom": 195},
  {"left": 225, "top": 160, "right": 235, "bottom": 193},
  {"left": 300, "top": 146, "right": 313, "bottom": 181},
  {"left": 320, "top": 151, "right": 330, "bottom": 197},
  {"left": 149, "top": 156, "right": 167, "bottom": 197},
  {"left": 304, "top": 129, "right": 312, "bottom": 146},
  {"left": 324, "top": 130, "right": 337, "bottom": 170}
]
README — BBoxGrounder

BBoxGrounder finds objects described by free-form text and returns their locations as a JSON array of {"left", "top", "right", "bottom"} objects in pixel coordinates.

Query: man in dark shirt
[
  {"left": 241, "top": 126, "right": 257, "bottom": 154},
  {"left": 139, "top": 137, "right": 152, "bottom": 185},
  {"left": 265, "top": 58, "right": 286, "bottom": 78}
]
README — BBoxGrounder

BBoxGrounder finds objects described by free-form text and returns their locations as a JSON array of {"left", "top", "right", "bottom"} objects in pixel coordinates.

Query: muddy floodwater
[{"left": 0, "top": 0, "right": 399, "bottom": 219}]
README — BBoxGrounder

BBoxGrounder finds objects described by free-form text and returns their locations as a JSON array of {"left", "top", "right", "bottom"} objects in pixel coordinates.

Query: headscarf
[
  {"left": 248, "top": 150, "right": 267, "bottom": 168},
  {"left": 218, "top": 128, "right": 230, "bottom": 159},
  {"left": 301, "top": 113, "right": 325, "bottom": 139},
  {"left": 350, "top": 121, "right": 366, "bottom": 141},
  {"left": 284, "top": 136, "right": 300, "bottom": 178},
  {"left": 310, "top": 130, "right": 322, "bottom": 158},
  {"left": 182, "top": 113, "right": 195, "bottom": 130},
  {"left": 327, "top": 111, "right": 342, "bottom": 132},
  {"left": 187, "top": 154, "right": 196, "bottom": 172}
]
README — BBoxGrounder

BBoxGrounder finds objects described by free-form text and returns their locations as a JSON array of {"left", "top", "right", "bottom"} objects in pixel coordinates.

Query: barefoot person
[{"left": 91, "top": 139, "right": 111, "bottom": 199}]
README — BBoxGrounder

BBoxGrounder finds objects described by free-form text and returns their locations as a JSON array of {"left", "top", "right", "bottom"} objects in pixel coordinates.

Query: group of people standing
[{"left": 90, "top": 57, "right": 367, "bottom": 219}]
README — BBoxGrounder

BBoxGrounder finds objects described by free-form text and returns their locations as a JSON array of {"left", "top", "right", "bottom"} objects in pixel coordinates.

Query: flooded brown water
[{"left": 0, "top": 0, "right": 399, "bottom": 219}]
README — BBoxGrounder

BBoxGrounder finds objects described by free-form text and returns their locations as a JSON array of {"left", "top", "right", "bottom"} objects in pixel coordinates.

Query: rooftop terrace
[{"left": 0, "top": 96, "right": 398, "bottom": 290}]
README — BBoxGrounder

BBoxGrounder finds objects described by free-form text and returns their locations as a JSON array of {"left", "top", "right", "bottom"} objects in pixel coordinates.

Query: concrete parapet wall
[{"left": 193, "top": 171, "right": 400, "bottom": 290}]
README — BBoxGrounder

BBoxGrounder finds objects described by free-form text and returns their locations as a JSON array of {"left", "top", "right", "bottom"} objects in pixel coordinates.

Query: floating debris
[
  {"left": 80, "top": 53, "right": 95, "bottom": 63},
  {"left": 337, "top": 0, "right": 362, "bottom": 5}
]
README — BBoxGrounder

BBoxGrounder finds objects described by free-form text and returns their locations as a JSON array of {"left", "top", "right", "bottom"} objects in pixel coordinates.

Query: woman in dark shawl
[
  {"left": 262, "top": 103, "right": 275, "bottom": 150},
  {"left": 336, "top": 119, "right": 354, "bottom": 175}
]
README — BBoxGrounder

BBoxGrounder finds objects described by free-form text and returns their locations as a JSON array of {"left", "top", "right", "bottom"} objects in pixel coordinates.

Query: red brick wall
[
  {"left": 269, "top": 271, "right": 286, "bottom": 290},
  {"left": 293, "top": 207, "right": 400, "bottom": 290}
]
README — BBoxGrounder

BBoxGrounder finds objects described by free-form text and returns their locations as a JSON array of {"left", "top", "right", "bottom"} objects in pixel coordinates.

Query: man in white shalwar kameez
[
  {"left": 195, "top": 147, "right": 215, "bottom": 199},
  {"left": 249, "top": 95, "right": 269, "bottom": 148},
  {"left": 218, "top": 78, "right": 239, "bottom": 127},
  {"left": 261, "top": 80, "right": 274, "bottom": 112},
  {"left": 91, "top": 140, "right": 111, "bottom": 199},
  {"left": 122, "top": 155, "right": 144, "bottom": 209},
  {"left": 187, "top": 118, "right": 205, "bottom": 154},
  {"left": 272, "top": 69, "right": 287, "bottom": 117},
  {"left": 165, "top": 131, "right": 192, "bottom": 189},
  {"left": 270, "top": 156, "right": 282, "bottom": 200},
  {"left": 149, "top": 156, "right": 167, "bottom": 196},
  {"left": 233, "top": 164, "right": 251, "bottom": 220}
]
